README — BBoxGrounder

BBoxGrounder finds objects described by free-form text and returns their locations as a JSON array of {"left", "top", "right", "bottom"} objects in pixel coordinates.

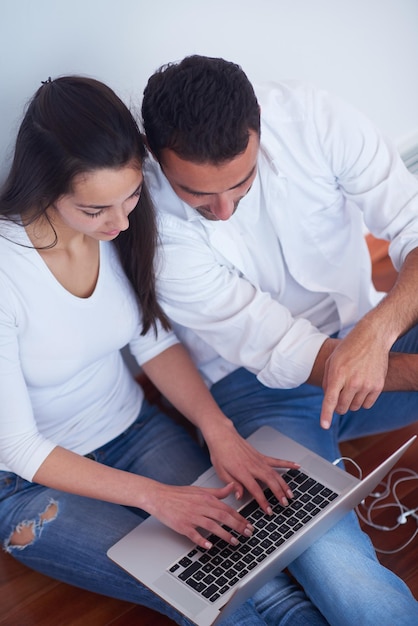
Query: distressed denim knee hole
[{"left": 4, "top": 499, "right": 58, "bottom": 553}]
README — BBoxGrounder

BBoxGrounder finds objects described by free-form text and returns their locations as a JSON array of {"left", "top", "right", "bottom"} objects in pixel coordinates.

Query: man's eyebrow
[{"left": 178, "top": 165, "right": 257, "bottom": 196}]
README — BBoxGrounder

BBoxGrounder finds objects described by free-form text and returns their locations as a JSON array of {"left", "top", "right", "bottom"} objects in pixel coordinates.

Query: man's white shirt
[{"left": 145, "top": 80, "right": 418, "bottom": 389}]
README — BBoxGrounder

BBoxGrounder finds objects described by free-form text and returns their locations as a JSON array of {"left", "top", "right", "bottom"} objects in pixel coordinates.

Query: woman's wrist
[{"left": 199, "top": 413, "right": 236, "bottom": 448}]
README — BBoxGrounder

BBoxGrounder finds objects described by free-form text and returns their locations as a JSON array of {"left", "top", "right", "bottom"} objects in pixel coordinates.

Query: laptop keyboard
[{"left": 168, "top": 469, "right": 338, "bottom": 602}]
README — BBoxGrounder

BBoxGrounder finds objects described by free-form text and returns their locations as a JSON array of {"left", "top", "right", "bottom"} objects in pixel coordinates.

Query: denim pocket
[{"left": 0, "top": 472, "right": 27, "bottom": 502}]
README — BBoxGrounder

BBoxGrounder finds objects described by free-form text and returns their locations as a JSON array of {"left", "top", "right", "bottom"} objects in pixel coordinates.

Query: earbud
[{"left": 397, "top": 508, "right": 418, "bottom": 525}]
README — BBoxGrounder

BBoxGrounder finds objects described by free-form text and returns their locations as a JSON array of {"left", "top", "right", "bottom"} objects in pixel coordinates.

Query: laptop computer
[{"left": 108, "top": 426, "right": 416, "bottom": 626}]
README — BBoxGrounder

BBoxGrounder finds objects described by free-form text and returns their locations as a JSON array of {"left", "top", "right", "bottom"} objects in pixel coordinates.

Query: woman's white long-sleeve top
[
  {"left": 0, "top": 223, "right": 178, "bottom": 480},
  {"left": 145, "top": 81, "right": 418, "bottom": 389}
]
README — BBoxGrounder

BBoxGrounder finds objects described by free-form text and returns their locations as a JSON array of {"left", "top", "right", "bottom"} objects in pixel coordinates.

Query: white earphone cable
[{"left": 332, "top": 460, "right": 418, "bottom": 554}]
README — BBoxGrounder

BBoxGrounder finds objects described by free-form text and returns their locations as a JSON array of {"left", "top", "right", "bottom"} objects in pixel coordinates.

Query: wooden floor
[{"left": 1, "top": 238, "right": 416, "bottom": 624}]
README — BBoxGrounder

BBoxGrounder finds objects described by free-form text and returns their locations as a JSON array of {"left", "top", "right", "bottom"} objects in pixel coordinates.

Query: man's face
[{"left": 159, "top": 131, "right": 259, "bottom": 221}]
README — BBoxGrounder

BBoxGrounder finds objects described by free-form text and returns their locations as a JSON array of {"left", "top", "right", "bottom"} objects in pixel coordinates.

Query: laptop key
[
  {"left": 202, "top": 584, "right": 219, "bottom": 598},
  {"left": 178, "top": 561, "right": 202, "bottom": 580},
  {"left": 186, "top": 578, "right": 206, "bottom": 592}
]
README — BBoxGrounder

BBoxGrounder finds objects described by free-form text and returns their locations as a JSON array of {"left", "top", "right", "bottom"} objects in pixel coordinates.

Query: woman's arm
[{"left": 33, "top": 445, "right": 252, "bottom": 549}]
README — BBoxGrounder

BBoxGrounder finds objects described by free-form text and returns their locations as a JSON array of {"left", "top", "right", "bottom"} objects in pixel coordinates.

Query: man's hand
[
  {"left": 310, "top": 249, "right": 418, "bottom": 428},
  {"left": 319, "top": 326, "right": 389, "bottom": 429}
]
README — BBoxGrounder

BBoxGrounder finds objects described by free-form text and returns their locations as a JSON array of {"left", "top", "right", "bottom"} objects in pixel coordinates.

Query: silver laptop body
[{"left": 108, "top": 426, "right": 416, "bottom": 626}]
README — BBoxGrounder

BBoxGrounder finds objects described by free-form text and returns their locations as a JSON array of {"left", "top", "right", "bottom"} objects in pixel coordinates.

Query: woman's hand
[
  {"left": 202, "top": 421, "right": 300, "bottom": 515},
  {"left": 144, "top": 481, "right": 254, "bottom": 549}
]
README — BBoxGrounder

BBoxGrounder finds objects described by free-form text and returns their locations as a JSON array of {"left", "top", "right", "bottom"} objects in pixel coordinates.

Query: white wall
[{"left": 1, "top": 0, "right": 418, "bottom": 183}]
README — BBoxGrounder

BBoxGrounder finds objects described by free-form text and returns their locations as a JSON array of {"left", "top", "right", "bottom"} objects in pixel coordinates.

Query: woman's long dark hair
[
  {"left": 114, "top": 184, "right": 170, "bottom": 335},
  {"left": 0, "top": 75, "right": 169, "bottom": 335}
]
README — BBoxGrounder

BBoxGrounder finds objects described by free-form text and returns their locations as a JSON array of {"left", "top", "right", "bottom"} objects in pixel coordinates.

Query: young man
[{"left": 142, "top": 55, "right": 418, "bottom": 624}]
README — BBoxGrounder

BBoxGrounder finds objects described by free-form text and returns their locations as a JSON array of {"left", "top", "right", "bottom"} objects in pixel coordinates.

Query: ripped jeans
[{"left": 0, "top": 399, "right": 327, "bottom": 626}]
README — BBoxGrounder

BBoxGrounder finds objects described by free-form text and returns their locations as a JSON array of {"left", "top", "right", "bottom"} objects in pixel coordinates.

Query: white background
[{"left": 1, "top": 0, "right": 418, "bottom": 183}]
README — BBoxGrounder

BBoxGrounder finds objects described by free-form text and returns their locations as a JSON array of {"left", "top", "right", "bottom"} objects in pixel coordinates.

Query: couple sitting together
[{"left": 1, "top": 55, "right": 417, "bottom": 625}]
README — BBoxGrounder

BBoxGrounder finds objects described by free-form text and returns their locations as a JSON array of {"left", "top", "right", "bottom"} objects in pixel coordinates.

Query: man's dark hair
[{"left": 142, "top": 55, "right": 260, "bottom": 163}]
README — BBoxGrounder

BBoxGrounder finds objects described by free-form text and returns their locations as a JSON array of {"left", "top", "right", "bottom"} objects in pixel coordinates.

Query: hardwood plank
[{"left": 0, "top": 551, "right": 175, "bottom": 626}]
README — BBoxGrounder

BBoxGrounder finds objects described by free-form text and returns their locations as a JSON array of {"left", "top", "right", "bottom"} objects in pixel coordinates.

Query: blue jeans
[
  {"left": 0, "top": 399, "right": 327, "bottom": 626},
  {"left": 210, "top": 325, "right": 418, "bottom": 625}
]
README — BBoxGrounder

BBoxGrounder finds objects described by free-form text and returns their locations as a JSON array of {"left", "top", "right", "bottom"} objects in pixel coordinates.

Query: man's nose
[{"left": 211, "top": 194, "right": 235, "bottom": 221}]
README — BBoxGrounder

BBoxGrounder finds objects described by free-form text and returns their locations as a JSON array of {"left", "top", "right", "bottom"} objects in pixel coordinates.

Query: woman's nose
[{"left": 109, "top": 208, "right": 130, "bottom": 231}]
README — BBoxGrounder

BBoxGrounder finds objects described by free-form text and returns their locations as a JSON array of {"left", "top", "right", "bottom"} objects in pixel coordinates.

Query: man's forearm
[
  {"left": 367, "top": 247, "right": 418, "bottom": 347},
  {"left": 385, "top": 352, "right": 418, "bottom": 391},
  {"left": 308, "top": 337, "right": 418, "bottom": 392}
]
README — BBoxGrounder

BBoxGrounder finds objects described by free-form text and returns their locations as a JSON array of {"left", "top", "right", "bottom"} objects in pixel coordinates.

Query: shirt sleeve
[
  {"left": 310, "top": 85, "right": 418, "bottom": 270},
  {"left": 156, "top": 219, "right": 328, "bottom": 389},
  {"left": 128, "top": 318, "right": 180, "bottom": 366},
  {"left": 0, "top": 277, "right": 56, "bottom": 480}
]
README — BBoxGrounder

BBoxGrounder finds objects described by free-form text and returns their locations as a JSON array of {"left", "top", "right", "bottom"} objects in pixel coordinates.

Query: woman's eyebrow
[{"left": 77, "top": 182, "right": 143, "bottom": 209}]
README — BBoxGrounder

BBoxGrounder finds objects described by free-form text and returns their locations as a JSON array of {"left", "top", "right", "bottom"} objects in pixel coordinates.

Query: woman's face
[{"left": 50, "top": 163, "right": 143, "bottom": 240}]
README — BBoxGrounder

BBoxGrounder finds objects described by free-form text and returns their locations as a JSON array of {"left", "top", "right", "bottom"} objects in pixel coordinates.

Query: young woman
[{"left": 0, "top": 76, "right": 328, "bottom": 625}]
